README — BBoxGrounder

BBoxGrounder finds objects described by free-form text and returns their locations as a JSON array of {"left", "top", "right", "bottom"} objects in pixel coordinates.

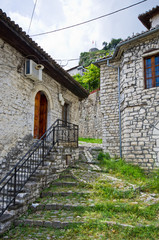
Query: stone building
[
  {"left": 94, "top": 6, "right": 159, "bottom": 171},
  {"left": 79, "top": 90, "right": 102, "bottom": 139},
  {"left": 0, "top": 9, "right": 88, "bottom": 173}
]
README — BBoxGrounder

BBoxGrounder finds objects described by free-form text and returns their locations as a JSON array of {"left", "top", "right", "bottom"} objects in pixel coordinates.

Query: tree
[
  {"left": 102, "top": 38, "right": 122, "bottom": 50},
  {"left": 73, "top": 73, "right": 87, "bottom": 89},
  {"left": 73, "top": 64, "right": 100, "bottom": 92},
  {"left": 102, "top": 41, "right": 108, "bottom": 50},
  {"left": 108, "top": 38, "right": 122, "bottom": 49},
  {"left": 79, "top": 52, "right": 96, "bottom": 67}
]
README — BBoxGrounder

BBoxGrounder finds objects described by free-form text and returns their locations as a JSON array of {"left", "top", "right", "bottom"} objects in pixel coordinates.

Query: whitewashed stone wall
[
  {"left": 100, "top": 32, "right": 159, "bottom": 171},
  {"left": 79, "top": 90, "right": 102, "bottom": 139},
  {"left": 0, "top": 38, "right": 79, "bottom": 173}
]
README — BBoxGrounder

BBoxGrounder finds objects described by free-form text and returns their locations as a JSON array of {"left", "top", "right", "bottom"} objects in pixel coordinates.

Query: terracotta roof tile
[{"left": 138, "top": 5, "right": 159, "bottom": 29}]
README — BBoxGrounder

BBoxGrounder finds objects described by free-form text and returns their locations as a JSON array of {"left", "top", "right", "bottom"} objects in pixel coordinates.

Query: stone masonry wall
[
  {"left": 101, "top": 31, "right": 159, "bottom": 171},
  {"left": 79, "top": 90, "right": 102, "bottom": 139},
  {"left": 120, "top": 33, "right": 159, "bottom": 171},
  {"left": 100, "top": 62, "right": 120, "bottom": 156},
  {"left": 0, "top": 38, "right": 80, "bottom": 172}
]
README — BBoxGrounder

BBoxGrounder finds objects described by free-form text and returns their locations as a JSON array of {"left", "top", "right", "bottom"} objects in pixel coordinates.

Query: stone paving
[
  {"left": 13, "top": 163, "right": 159, "bottom": 230},
  {"left": 6, "top": 144, "right": 159, "bottom": 232}
]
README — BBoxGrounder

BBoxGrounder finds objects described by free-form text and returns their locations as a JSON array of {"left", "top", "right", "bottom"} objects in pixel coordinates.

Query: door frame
[{"left": 34, "top": 91, "right": 48, "bottom": 139}]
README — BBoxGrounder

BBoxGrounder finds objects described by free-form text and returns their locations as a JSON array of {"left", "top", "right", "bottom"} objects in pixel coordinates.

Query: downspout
[{"left": 107, "top": 60, "right": 122, "bottom": 158}]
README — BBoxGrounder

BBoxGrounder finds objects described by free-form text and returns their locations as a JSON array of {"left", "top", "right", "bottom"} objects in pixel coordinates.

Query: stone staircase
[
  {"left": 14, "top": 169, "right": 93, "bottom": 229},
  {"left": 2, "top": 145, "right": 159, "bottom": 239},
  {"left": 0, "top": 145, "right": 79, "bottom": 234},
  {"left": 9, "top": 146, "right": 103, "bottom": 231}
]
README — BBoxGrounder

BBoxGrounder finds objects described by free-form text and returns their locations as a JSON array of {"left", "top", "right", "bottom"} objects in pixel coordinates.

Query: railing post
[
  {"left": 68, "top": 126, "right": 70, "bottom": 143},
  {"left": 57, "top": 124, "right": 59, "bottom": 146},
  {"left": 42, "top": 139, "right": 44, "bottom": 166},
  {"left": 77, "top": 125, "right": 79, "bottom": 147},
  {"left": 13, "top": 167, "right": 17, "bottom": 205},
  {"left": 53, "top": 127, "right": 55, "bottom": 147}
]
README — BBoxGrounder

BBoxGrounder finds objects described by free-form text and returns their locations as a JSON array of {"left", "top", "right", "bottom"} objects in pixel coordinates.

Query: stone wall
[
  {"left": 0, "top": 38, "right": 80, "bottom": 171},
  {"left": 100, "top": 31, "right": 159, "bottom": 171},
  {"left": 100, "top": 63, "right": 120, "bottom": 156},
  {"left": 79, "top": 90, "right": 102, "bottom": 139}
]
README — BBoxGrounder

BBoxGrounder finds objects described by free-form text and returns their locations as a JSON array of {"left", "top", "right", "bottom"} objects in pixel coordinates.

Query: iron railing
[{"left": 0, "top": 119, "right": 78, "bottom": 217}]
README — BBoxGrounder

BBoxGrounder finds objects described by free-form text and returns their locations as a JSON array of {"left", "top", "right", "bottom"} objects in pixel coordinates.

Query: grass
[
  {"left": 78, "top": 137, "right": 102, "bottom": 144},
  {"left": 97, "top": 152, "right": 159, "bottom": 193},
  {"left": 2, "top": 153, "right": 159, "bottom": 239},
  {"left": 4, "top": 224, "right": 159, "bottom": 240}
]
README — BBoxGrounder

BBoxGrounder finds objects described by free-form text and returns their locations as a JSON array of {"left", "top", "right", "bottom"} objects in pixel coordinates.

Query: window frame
[{"left": 144, "top": 54, "right": 159, "bottom": 89}]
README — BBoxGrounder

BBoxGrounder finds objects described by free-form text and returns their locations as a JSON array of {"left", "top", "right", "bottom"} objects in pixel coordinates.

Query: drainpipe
[{"left": 107, "top": 60, "right": 122, "bottom": 158}]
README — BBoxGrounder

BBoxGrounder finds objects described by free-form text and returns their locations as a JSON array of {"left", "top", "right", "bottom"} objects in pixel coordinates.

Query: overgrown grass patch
[
  {"left": 98, "top": 152, "right": 145, "bottom": 180},
  {"left": 42, "top": 181, "right": 91, "bottom": 193},
  {"left": 3, "top": 222, "right": 159, "bottom": 240},
  {"left": 97, "top": 152, "right": 159, "bottom": 193},
  {"left": 94, "top": 181, "right": 138, "bottom": 199},
  {"left": 79, "top": 137, "right": 102, "bottom": 144}
]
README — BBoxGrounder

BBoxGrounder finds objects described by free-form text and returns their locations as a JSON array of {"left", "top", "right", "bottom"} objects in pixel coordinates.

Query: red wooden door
[{"left": 34, "top": 91, "right": 47, "bottom": 139}]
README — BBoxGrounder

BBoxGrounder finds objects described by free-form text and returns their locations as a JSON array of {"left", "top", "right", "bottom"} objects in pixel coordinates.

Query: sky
[{"left": 0, "top": 0, "right": 157, "bottom": 69}]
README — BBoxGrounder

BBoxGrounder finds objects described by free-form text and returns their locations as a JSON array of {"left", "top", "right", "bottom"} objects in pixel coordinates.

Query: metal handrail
[{"left": 0, "top": 119, "right": 78, "bottom": 217}]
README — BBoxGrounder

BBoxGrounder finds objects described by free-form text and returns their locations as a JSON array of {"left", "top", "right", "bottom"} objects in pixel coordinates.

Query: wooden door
[
  {"left": 34, "top": 91, "right": 47, "bottom": 139},
  {"left": 39, "top": 93, "right": 47, "bottom": 138}
]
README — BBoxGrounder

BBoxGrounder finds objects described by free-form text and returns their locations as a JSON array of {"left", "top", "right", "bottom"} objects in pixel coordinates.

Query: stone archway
[{"left": 34, "top": 91, "right": 48, "bottom": 139}]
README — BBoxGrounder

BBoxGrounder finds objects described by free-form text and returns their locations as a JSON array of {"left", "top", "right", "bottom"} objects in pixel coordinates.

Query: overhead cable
[
  {"left": 28, "top": 0, "right": 38, "bottom": 34},
  {"left": 31, "top": 0, "right": 147, "bottom": 37}
]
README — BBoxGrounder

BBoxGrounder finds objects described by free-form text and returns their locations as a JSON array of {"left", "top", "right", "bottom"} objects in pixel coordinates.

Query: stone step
[
  {"left": 51, "top": 182, "right": 78, "bottom": 187},
  {"left": 15, "top": 219, "right": 83, "bottom": 229},
  {"left": 0, "top": 213, "right": 14, "bottom": 223},
  {"left": 59, "top": 175, "right": 77, "bottom": 180},
  {"left": 30, "top": 203, "right": 94, "bottom": 211},
  {"left": 41, "top": 191, "right": 91, "bottom": 197},
  {"left": 0, "top": 213, "right": 14, "bottom": 234}
]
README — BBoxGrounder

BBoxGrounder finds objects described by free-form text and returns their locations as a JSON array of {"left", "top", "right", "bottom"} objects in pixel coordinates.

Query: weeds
[
  {"left": 78, "top": 137, "right": 102, "bottom": 144},
  {"left": 97, "top": 152, "right": 159, "bottom": 194},
  {"left": 2, "top": 152, "right": 159, "bottom": 240}
]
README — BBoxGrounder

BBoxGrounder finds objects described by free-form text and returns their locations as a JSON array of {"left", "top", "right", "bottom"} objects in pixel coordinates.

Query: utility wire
[
  {"left": 31, "top": 0, "right": 147, "bottom": 37},
  {"left": 28, "top": 0, "right": 38, "bottom": 34},
  {"left": 55, "top": 58, "right": 79, "bottom": 62}
]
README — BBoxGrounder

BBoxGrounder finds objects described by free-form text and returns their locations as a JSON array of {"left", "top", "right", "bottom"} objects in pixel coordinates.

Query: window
[{"left": 144, "top": 55, "right": 159, "bottom": 89}]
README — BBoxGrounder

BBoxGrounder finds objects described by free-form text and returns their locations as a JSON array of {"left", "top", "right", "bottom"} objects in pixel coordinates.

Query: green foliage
[
  {"left": 102, "top": 38, "right": 122, "bottom": 50},
  {"left": 97, "top": 152, "right": 106, "bottom": 160},
  {"left": 79, "top": 38, "right": 122, "bottom": 67},
  {"left": 98, "top": 152, "right": 110, "bottom": 161},
  {"left": 78, "top": 137, "right": 102, "bottom": 144},
  {"left": 141, "top": 170, "right": 159, "bottom": 193},
  {"left": 73, "top": 64, "right": 100, "bottom": 92},
  {"left": 97, "top": 152, "right": 159, "bottom": 193},
  {"left": 73, "top": 73, "right": 88, "bottom": 90},
  {"left": 83, "top": 64, "right": 100, "bottom": 91},
  {"left": 75, "top": 38, "right": 122, "bottom": 91},
  {"left": 79, "top": 50, "right": 108, "bottom": 67},
  {"left": 97, "top": 153, "right": 146, "bottom": 181},
  {"left": 94, "top": 182, "right": 137, "bottom": 200}
]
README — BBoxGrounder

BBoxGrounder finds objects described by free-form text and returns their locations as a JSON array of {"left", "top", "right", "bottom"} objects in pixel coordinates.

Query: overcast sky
[{"left": 0, "top": 0, "right": 157, "bottom": 69}]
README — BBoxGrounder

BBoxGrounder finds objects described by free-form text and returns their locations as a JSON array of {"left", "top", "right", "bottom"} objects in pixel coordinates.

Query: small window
[{"left": 144, "top": 55, "right": 159, "bottom": 89}]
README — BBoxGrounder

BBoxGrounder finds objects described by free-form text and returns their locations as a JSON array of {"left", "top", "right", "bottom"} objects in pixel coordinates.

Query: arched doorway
[{"left": 34, "top": 91, "right": 48, "bottom": 139}]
